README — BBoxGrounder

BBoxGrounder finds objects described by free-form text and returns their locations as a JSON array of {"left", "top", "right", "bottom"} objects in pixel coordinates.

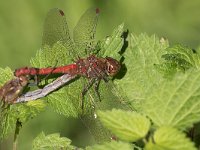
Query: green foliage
[
  {"left": 115, "top": 33, "right": 169, "bottom": 109},
  {"left": 98, "top": 109, "right": 150, "bottom": 142},
  {"left": 0, "top": 101, "right": 45, "bottom": 140},
  {"left": 0, "top": 67, "right": 13, "bottom": 85},
  {"left": 0, "top": 68, "right": 46, "bottom": 140},
  {"left": 145, "top": 126, "right": 196, "bottom": 150},
  {"left": 32, "top": 132, "right": 78, "bottom": 150},
  {"left": 155, "top": 45, "right": 200, "bottom": 77},
  {"left": 97, "top": 109, "right": 196, "bottom": 150},
  {"left": 142, "top": 69, "right": 200, "bottom": 130},
  {"left": 114, "top": 32, "right": 200, "bottom": 131},
  {"left": 99, "top": 23, "right": 124, "bottom": 60},
  {"left": 1, "top": 21, "right": 200, "bottom": 149}
]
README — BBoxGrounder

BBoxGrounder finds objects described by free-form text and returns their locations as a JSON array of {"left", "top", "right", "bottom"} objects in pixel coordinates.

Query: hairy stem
[{"left": 13, "top": 119, "right": 22, "bottom": 150}]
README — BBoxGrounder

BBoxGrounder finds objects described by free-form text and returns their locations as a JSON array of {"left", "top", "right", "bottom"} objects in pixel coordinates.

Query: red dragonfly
[
  {"left": 14, "top": 9, "right": 121, "bottom": 109},
  {"left": 15, "top": 8, "right": 130, "bottom": 142}
]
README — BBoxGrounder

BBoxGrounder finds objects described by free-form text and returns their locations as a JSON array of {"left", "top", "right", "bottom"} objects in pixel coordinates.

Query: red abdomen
[{"left": 14, "top": 64, "right": 78, "bottom": 77}]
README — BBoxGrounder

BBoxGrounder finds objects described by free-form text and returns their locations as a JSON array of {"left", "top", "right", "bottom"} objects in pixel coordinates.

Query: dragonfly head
[{"left": 105, "top": 57, "right": 121, "bottom": 77}]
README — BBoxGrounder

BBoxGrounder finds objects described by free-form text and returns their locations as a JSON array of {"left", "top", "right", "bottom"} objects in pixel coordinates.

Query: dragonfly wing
[
  {"left": 81, "top": 81, "right": 132, "bottom": 143},
  {"left": 42, "top": 8, "right": 73, "bottom": 50},
  {"left": 81, "top": 113, "right": 112, "bottom": 143},
  {"left": 73, "top": 8, "right": 99, "bottom": 57}
]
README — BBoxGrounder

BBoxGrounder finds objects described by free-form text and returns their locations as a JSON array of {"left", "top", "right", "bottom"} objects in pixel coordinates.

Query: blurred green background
[{"left": 0, "top": 0, "right": 200, "bottom": 149}]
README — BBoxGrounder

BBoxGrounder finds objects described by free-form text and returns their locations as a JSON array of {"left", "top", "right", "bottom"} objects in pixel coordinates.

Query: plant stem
[{"left": 13, "top": 119, "right": 22, "bottom": 150}]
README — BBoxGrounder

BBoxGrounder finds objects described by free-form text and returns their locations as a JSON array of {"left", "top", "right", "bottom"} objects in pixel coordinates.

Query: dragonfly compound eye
[{"left": 105, "top": 57, "right": 121, "bottom": 76}]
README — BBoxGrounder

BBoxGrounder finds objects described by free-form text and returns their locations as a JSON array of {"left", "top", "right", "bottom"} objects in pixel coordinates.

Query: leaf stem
[{"left": 13, "top": 119, "right": 22, "bottom": 150}]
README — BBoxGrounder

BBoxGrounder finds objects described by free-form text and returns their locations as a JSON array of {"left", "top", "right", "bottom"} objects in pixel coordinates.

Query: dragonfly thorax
[{"left": 75, "top": 55, "right": 121, "bottom": 79}]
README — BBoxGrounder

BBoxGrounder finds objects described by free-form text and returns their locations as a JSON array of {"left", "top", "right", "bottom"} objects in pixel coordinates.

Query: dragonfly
[
  {"left": 14, "top": 55, "right": 121, "bottom": 109},
  {"left": 14, "top": 8, "right": 121, "bottom": 110},
  {"left": 15, "top": 8, "right": 131, "bottom": 143},
  {"left": 0, "top": 76, "right": 29, "bottom": 105}
]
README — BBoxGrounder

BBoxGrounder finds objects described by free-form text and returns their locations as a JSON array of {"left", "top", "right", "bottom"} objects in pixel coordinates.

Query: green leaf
[
  {"left": 142, "top": 69, "right": 200, "bottom": 129},
  {"left": 164, "top": 45, "right": 200, "bottom": 68},
  {"left": 115, "top": 33, "right": 169, "bottom": 109},
  {"left": 0, "top": 67, "right": 13, "bottom": 85},
  {"left": 47, "top": 89, "right": 79, "bottom": 117},
  {"left": 32, "top": 132, "right": 77, "bottom": 150},
  {"left": 99, "top": 23, "right": 124, "bottom": 60},
  {"left": 86, "top": 141, "right": 132, "bottom": 150},
  {"left": 114, "top": 33, "right": 200, "bottom": 130},
  {"left": 16, "top": 100, "right": 46, "bottom": 123},
  {"left": 0, "top": 105, "right": 16, "bottom": 140},
  {"left": 145, "top": 126, "right": 196, "bottom": 150},
  {"left": 0, "top": 101, "right": 46, "bottom": 141},
  {"left": 155, "top": 44, "right": 200, "bottom": 77},
  {"left": 98, "top": 109, "right": 150, "bottom": 142}
]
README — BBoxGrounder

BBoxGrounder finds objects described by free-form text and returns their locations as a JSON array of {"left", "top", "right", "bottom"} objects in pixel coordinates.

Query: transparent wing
[
  {"left": 41, "top": 8, "right": 132, "bottom": 144},
  {"left": 81, "top": 81, "right": 132, "bottom": 143},
  {"left": 42, "top": 8, "right": 74, "bottom": 51},
  {"left": 73, "top": 8, "right": 99, "bottom": 56}
]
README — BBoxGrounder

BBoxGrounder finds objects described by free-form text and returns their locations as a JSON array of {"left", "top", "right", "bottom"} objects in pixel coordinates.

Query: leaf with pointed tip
[
  {"left": 32, "top": 132, "right": 78, "bottom": 150},
  {"left": 98, "top": 109, "right": 150, "bottom": 142},
  {"left": 99, "top": 23, "right": 124, "bottom": 60},
  {"left": 145, "top": 126, "right": 196, "bottom": 150},
  {"left": 142, "top": 69, "right": 200, "bottom": 130}
]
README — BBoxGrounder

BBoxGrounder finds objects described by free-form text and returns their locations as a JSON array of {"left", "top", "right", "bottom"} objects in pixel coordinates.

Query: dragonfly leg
[
  {"left": 34, "top": 75, "right": 40, "bottom": 85},
  {"left": 94, "top": 79, "right": 101, "bottom": 101},
  {"left": 103, "top": 76, "right": 109, "bottom": 82},
  {"left": 80, "top": 78, "right": 95, "bottom": 110}
]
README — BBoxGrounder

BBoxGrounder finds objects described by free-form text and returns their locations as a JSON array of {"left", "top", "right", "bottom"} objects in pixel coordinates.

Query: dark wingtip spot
[
  {"left": 96, "top": 8, "right": 100, "bottom": 14},
  {"left": 59, "top": 9, "right": 65, "bottom": 16}
]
